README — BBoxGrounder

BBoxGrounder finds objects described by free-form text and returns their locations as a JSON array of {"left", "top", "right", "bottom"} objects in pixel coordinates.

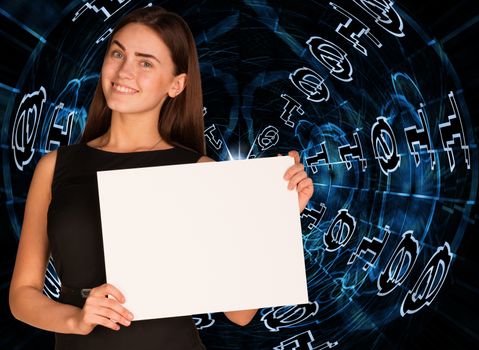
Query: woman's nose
[{"left": 118, "top": 60, "right": 135, "bottom": 79}]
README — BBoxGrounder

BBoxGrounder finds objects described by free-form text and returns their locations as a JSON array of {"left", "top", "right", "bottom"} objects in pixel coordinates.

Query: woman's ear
[{"left": 168, "top": 73, "right": 187, "bottom": 98}]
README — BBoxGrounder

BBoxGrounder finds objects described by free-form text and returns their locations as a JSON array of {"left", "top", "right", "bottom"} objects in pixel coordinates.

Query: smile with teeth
[{"left": 112, "top": 82, "right": 139, "bottom": 94}]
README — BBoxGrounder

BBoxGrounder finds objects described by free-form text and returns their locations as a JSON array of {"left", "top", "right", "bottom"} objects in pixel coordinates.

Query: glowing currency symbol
[
  {"left": 301, "top": 204, "right": 327, "bottom": 231},
  {"left": 307, "top": 36, "right": 353, "bottom": 82},
  {"left": 96, "top": 28, "right": 113, "bottom": 44},
  {"left": 257, "top": 125, "right": 279, "bottom": 151},
  {"left": 377, "top": 231, "right": 419, "bottom": 296},
  {"left": 280, "top": 94, "right": 304, "bottom": 128},
  {"left": 261, "top": 302, "right": 319, "bottom": 332},
  {"left": 438, "top": 91, "right": 471, "bottom": 172},
  {"left": 273, "top": 331, "right": 338, "bottom": 350},
  {"left": 323, "top": 209, "right": 357, "bottom": 252},
  {"left": 348, "top": 226, "right": 390, "bottom": 271},
  {"left": 400, "top": 243, "right": 453, "bottom": 316},
  {"left": 289, "top": 67, "right": 330, "bottom": 103},
  {"left": 11, "top": 87, "right": 47, "bottom": 171},
  {"left": 43, "top": 258, "right": 61, "bottom": 299},
  {"left": 192, "top": 313, "right": 215, "bottom": 330},
  {"left": 46, "top": 103, "right": 74, "bottom": 152},
  {"left": 329, "top": 2, "right": 383, "bottom": 56},
  {"left": 353, "top": 0, "right": 405, "bottom": 37},
  {"left": 305, "top": 142, "right": 332, "bottom": 173},
  {"left": 204, "top": 124, "right": 223, "bottom": 150},
  {"left": 338, "top": 132, "right": 367, "bottom": 171},
  {"left": 72, "top": 0, "right": 132, "bottom": 22},
  {"left": 371, "top": 116, "right": 401, "bottom": 176},
  {"left": 404, "top": 105, "right": 436, "bottom": 169}
]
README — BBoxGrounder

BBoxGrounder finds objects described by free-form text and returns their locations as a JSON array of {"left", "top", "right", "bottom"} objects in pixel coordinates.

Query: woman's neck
[{"left": 97, "top": 110, "right": 168, "bottom": 152}]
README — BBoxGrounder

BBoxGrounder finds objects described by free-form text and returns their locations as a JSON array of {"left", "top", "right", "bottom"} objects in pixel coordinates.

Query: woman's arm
[
  {"left": 8, "top": 151, "right": 133, "bottom": 334},
  {"left": 8, "top": 150, "right": 81, "bottom": 333},
  {"left": 223, "top": 309, "right": 258, "bottom": 326}
]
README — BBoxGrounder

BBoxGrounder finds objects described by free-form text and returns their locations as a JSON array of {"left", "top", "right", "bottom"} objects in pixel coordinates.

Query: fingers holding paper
[
  {"left": 74, "top": 283, "right": 134, "bottom": 335},
  {"left": 281, "top": 150, "right": 314, "bottom": 213}
]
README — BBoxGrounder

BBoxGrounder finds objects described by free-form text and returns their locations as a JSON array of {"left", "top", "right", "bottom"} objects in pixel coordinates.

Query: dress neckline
[{"left": 82, "top": 143, "right": 177, "bottom": 155}]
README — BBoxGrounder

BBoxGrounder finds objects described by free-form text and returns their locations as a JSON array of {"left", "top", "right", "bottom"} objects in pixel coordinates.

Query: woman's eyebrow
[
  {"left": 112, "top": 39, "right": 161, "bottom": 63},
  {"left": 112, "top": 39, "right": 126, "bottom": 51},
  {"left": 135, "top": 52, "right": 161, "bottom": 64}
]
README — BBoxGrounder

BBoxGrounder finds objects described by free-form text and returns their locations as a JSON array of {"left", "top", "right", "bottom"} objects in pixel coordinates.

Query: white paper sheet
[{"left": 97, "top": 156, "right": 309, "bottom": 321}]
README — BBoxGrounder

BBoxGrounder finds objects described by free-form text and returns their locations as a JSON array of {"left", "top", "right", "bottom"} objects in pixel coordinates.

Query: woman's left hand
[{"left": 281, "top": 150, "right": 314, "bottom": 213}]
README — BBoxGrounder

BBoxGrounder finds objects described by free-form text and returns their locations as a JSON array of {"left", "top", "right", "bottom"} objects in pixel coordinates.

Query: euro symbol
[
  {"left": 257, "top": 125, "right": 280, "bottom": 151},
  {"left": 11, "top": 87, "right": 47, "bottom": 171}
]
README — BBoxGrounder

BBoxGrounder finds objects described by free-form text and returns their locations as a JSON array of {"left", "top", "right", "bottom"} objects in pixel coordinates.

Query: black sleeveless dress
[{"left": 47, "top": 143, "right": 206, "bottom": 350}]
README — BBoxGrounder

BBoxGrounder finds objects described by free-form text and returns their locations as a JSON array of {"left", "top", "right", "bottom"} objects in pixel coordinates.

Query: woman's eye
[
  {"left": 141, "top": 61, "right": 153, "bottom": 68},
  {"left": 112, "top": 51, "right": 123, "bottom": 59}
]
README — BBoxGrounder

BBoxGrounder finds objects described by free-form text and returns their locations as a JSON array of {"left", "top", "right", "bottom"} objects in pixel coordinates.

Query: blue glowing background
[{"left": 1, "top": 0, "right": 478, "bottom": 349}]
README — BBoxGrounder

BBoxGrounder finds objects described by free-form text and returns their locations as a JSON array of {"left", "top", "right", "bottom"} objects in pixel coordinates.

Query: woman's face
[{"left": 101, "top": 23, "right": 183, "bottom": 116}]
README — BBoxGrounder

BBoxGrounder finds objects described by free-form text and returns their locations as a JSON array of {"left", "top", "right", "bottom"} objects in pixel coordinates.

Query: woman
[{"left": 9, "top": 6, "right": 314, "bottom": 349}]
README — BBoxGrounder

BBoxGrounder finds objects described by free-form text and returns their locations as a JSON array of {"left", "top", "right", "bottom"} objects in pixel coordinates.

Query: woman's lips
[{"left": 112, "top": 82, "right": 139, "bottom": 94}]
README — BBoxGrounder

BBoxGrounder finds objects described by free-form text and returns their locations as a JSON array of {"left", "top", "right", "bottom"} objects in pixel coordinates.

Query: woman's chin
[{"left": 106, "top": 100, "right": 138, "bottom": 114}]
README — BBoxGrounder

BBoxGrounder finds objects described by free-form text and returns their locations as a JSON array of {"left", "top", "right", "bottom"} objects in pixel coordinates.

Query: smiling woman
[
  {"left": 7, "top": 5, "right": 314, "bottom": 350},
  {"left": 82, "top": 6, "right": 205, "bottom": 154},
  {"left": 100, "top": 24, "right": 184, "bottom": 124}
]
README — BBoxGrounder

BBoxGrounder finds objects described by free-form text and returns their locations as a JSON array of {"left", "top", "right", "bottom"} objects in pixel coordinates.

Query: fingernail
[{"left": 128, "top": 313, "right": 134, "bottom": 320}]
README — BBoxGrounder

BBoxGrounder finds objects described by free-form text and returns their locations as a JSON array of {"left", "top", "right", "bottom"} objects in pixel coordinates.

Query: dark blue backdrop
[{"left": 1, "top": 1, "right": 478, "bottom": 349}]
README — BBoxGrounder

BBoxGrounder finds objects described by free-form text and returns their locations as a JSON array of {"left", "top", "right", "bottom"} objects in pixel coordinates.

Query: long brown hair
[{"left": 80, "top": 6, "right": 205, "bottom": 155}]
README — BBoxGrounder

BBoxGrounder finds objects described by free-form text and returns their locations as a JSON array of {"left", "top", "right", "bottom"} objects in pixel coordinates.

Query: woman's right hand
[{"left": 73, "top": 283, "right": 134, "bottom": 335}]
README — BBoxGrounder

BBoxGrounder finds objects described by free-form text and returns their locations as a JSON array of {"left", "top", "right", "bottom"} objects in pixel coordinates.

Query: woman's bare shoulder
[
  {"left": 33, "top": 150, "right": 57, "bottom": 183},
  {"left": 38, "top": 149, "right": 57, "bottom": 168}
]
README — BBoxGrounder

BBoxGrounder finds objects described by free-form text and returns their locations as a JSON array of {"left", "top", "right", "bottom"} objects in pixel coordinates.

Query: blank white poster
[{"left": 97, "top": 155, "right": 309, "bottom": 321}]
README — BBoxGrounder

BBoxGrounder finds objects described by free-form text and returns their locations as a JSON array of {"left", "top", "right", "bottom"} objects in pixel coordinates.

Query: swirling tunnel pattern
[{"left": 0, "top": 1, "right": 477, "bottom": 349}]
